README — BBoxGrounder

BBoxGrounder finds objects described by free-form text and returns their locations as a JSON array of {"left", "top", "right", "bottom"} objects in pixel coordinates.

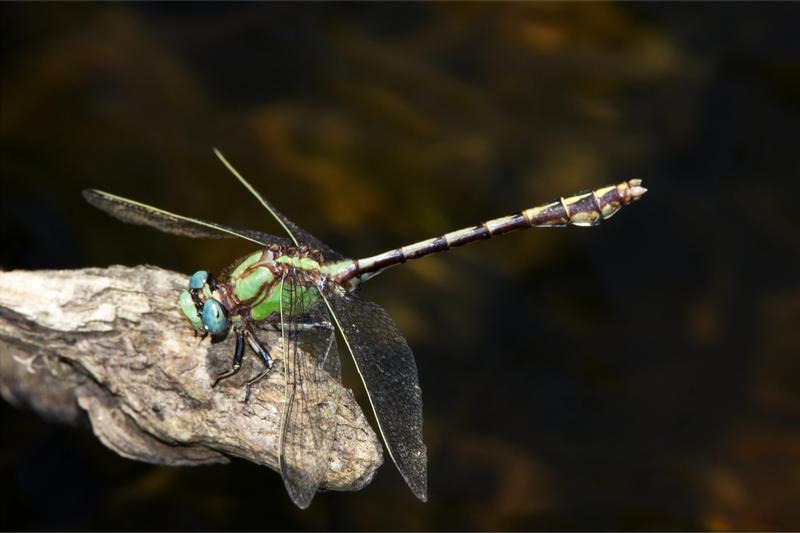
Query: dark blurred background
[{"left": 1, "top": 2, "right": 799, "bottom": 530}]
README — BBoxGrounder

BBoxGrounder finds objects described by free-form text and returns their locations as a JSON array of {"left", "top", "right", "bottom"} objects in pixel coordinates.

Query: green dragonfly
[{"left": 83, "top": 149, "right": 646, "bottom": 508}]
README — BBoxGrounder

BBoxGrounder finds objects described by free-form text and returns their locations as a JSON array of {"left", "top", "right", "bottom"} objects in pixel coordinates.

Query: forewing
[
  {"left": 83, "top": 189, "right": 291, "bottom": 247},
  {"left": 214, "top": 149, "right": 345, "bottom": 260},
  {"left": 322, "top": 286, "right": 427, "bottom": 501},
  {"left": 278, "top": 273, "right": 342, "bottom": 509}
]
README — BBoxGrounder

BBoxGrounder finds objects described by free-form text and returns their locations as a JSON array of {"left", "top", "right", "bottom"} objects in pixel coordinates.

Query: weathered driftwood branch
[{"left": 0, "top": 266, "right": 382, "bottom": 492}]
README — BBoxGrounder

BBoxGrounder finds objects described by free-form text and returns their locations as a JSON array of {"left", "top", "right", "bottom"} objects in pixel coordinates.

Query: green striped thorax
[{"left": 177, "top": 245, "right": 344, "bottom": 336}]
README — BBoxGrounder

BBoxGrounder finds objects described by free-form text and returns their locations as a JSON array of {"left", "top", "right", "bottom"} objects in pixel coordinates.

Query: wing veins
[
  {"left": 277, "top": 271, "right": 341, "bottom": 509},
  {"left": 319, "top": 288, "right": 427, "bottom": 502},
  {"left": 213, "top": 148, "right": 345, "bottom": 260},
  {"left": 82, "top": 189, "right": 281, "bottom": 246},
  {"left": 214, "top": 148, "right": 300, "bottom": 246}
]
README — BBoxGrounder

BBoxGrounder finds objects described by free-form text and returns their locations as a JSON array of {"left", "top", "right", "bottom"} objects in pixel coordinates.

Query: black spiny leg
[
  {"left": 212, "top": 329, "right": 245, "bottom": 388},
  {"left": 243, "top": 328, "right": 274, "bottom": 403}
]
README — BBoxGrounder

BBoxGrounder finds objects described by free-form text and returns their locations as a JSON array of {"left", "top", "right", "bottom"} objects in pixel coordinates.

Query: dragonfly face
[{"left": 179, "top": 270, "right": 230, "bottom": 336}]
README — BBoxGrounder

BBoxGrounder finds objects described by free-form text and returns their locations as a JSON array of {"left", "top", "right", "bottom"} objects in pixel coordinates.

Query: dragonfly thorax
[{"left": 177, "top": 245, "right": 332, "bottom": 336}]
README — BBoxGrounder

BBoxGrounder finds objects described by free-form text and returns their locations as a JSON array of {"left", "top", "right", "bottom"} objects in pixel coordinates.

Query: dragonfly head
[{"left": 178, "top": 270, "right": 230, "bottom": 336}]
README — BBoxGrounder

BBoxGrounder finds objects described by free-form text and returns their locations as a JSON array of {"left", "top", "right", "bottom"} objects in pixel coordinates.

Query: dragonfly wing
[
  {"left": 214, "top": 149, "right": 345, "bottom": 261},
  {"left": 278, "top": 273, "right": 342, "bottom": 509},
  {"left": 322, "top": 286, "right": 427, "bottom": 502},
  {"left": 83, "top": 189, "right": 291, "bottom": 247}
]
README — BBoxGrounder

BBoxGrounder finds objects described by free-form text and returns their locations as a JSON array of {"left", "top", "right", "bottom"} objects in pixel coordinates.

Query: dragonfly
[{"left": 83, "top": 149, "right": 646, "bottom": 509}]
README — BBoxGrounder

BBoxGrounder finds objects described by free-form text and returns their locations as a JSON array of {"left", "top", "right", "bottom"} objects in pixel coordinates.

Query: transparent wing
[
  {"left": 83, "top": 189, "right": 292, "bottom": 247},
  {"left": 278, "top": 272, "right": 342, "bottom": 509},
  {"left": 321, "top": 285, "right": 427, "bottom": 502},
  {"left": 214, "top": 149, "right": 345, "bottom": 261}
]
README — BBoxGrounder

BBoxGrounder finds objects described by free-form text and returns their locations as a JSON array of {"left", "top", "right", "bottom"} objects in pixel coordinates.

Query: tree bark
[{"left": 0, "top": 266, "right": 383, "bottom": 492}]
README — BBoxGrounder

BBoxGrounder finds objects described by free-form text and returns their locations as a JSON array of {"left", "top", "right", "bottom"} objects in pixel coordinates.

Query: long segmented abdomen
[{"left": 343, "top": 179, "right": 647, "bottom": 282}]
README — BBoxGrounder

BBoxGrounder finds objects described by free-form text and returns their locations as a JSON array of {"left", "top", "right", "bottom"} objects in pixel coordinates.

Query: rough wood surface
[{"left": 0, "top": 266, "right": 383, "bottom": 492}]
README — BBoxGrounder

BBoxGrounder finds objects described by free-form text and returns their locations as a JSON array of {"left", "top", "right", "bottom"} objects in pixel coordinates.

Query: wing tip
[
  {"left": 404, "top": 471, "right": 428, "bottom": 503},
  {"left": 395, "top": 446, "right": 428, "bottom": 503},
  {"left": 82, "top": 188, "right": 107, "bottom": 207},
  {"left": 213, "top": 146, "right": 234, "bottom": 172},
  {"left": 292, "top": 495, "right": 314, "bottom": 510},
  {"left": 282, "top": 463, "right": 316, "bottom": 509}
]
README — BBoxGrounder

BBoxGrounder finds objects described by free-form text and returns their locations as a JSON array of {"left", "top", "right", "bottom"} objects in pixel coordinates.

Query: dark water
[{"left": 1, "top": 3, "right": 799, "bottom": 530}]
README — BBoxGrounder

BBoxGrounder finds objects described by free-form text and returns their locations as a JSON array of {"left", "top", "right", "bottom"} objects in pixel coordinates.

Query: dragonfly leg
[
  {"left": 243, "top": 329, "right": 274, "bottom": 403},
  {"left": 211, "top": 330, "right": 245, "bottom": 388}
]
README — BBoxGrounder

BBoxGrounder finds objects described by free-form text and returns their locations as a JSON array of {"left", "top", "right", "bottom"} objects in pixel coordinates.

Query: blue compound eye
[
  {"left": 202, "top": 299, "right": 229, "bottom": 336},
  {"left": 189, "top": 270, "right": 209, "bottom": 290}
]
